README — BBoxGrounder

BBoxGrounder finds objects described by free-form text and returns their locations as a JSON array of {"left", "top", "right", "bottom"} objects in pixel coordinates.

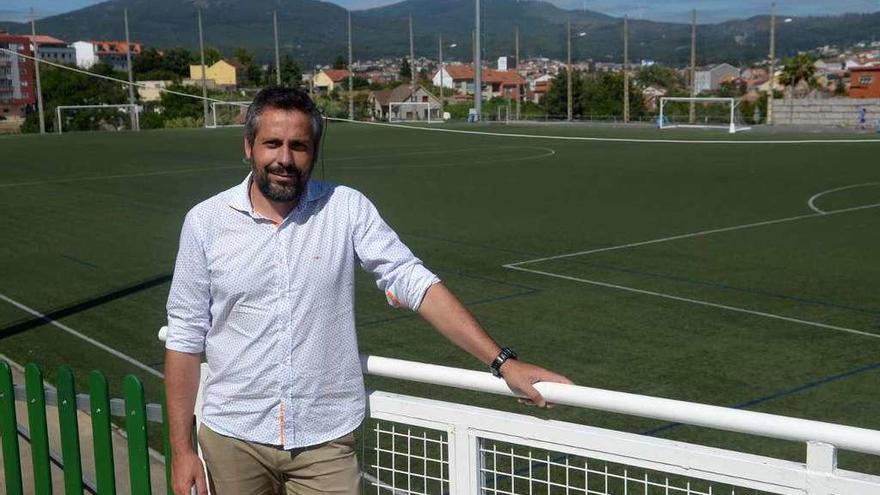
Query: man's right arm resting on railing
[{"left": 165, "top": 349, "right": 208, "bottom": 495}]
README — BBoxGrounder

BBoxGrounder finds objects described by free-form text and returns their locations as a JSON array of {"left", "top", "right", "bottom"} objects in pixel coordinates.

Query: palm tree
[{"left": 778, "top": 54, "right": 817, "bottom": 96}]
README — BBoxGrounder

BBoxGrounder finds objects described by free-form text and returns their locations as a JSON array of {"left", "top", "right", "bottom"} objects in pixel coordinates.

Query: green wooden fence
[{"left": 0, "top": 361, "right": 171, "bottom": 495}]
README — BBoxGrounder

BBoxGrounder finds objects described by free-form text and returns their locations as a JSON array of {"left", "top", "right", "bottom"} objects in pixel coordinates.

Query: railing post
[
  {"left": 0, "top": 361, "right": 24, "bottom": 495},
  {"left": 448, "top": 426, "right": 481, "bottom": 494},
  {"left": 25, "top": 363, "right": 53, "bottom": 495},
  {"left": 56, "top": 366, "right": 84, "bottom": 494},
  {"left": 89, "top": 370, "right": 117, "bottom": 494},
  {"left": 805, "top": 441, "right": 837, "bottom": 495},
  {"left": 123, "top": 375, "right": 152, "bottom": 495},
  {"left": 161, "top": 388, "right": 173, "bottom": 495}
]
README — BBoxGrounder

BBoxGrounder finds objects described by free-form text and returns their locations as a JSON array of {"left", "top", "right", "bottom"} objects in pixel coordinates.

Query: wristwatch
[{"left": 489, "top": 347, "right": 518, "bottom": 378}]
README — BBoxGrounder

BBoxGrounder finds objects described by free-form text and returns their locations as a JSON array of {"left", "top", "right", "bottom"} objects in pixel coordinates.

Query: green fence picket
[
  {"left": 56, "top": 366, "right": 83, "bottom": 494},
  {"left": 89, "top": 370, "right": 116, "bottom": 495},
  {"left": 161, "top": 388, "right": 173, "bottom": 495},
  {"left": 0, "top": 361, "right": 24, "bottom": 495},
  {"left": 25, "top": 363, "right": 52, "bottom": 495},
  {"left": 123, "top": 375, "right": 152, "bottom": 495}
]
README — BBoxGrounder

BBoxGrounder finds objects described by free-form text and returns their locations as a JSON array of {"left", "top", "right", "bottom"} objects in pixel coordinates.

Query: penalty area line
[
  {"left": 503, "top": 266, "right": 880, "bottom": 340},
  {"left": 0, "top": 292, "right": 164, "bottom": 379}
]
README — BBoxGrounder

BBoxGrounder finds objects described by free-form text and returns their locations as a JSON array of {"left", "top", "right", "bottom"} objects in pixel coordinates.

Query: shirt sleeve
[
  {"left": 350, "top": 190, "right": 440, "bottom": 312},
  {"left": 165, "top": 209, "right": 212, "bottom": 353}
]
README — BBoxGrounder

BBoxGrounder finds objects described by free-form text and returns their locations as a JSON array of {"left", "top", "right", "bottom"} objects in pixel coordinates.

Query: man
[{"left": 165, "top": 87, "right": 570, "bottom": 495}]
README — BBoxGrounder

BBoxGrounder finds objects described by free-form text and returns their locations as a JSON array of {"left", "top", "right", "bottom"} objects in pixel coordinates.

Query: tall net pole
[
  {"left": 30, "top": 10, "right": 45, "bottom": 134},
  {"left": 124, "top": 9, "right": 138, "bottom": 131},
  {"left": 567, "top": 20, "right": 572, "bottom": 122},
  {"left": 439, "top": 34, "right": 444, "bottom": 119},
  {"left": 409, "top": 14, "right": 416, "bottom": 105},
  {"left": 273, "top": 11, "right": 281, "bottom": 86},
  {"left": 767, "top": 2, "right": 776, "bottom": 125},
  {"left": 623, "top": 15, "right": 629, "bottom": 124},
  {"left": 474, "top": 0, "right": 482, "bottom": 122},
  {"left": 198, "top": 9, "right": 209, "bottom": 127},
  {"left": 689, "top": 9, "right": 696, "bottom": 124},
  {"left": 515, "top": 25, "right": 520, "bottom": 121},
  {"left": 348, "top": 9, "right": 354, "bottom": 120}
]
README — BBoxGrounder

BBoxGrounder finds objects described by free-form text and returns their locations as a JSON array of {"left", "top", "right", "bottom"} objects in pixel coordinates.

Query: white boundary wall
[{"left": 773, "top": 98, "right": 880, "bottom": 127}]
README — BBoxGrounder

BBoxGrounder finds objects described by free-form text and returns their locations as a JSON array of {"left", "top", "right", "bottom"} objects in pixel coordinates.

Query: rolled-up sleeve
[
  {"left": 350, "top": 190, "right": 439, "bottom": 311},
  {"left": 165, "top": 209, "right": 211, "bottom": 353}
]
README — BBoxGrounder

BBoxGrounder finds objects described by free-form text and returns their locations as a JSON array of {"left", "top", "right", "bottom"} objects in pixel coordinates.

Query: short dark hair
[{"left": 244, "top": 86, "right": 324, "bottom": 158}]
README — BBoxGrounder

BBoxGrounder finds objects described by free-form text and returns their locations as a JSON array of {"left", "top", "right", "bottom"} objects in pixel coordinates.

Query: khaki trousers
[{"left": 198, "top": 425, "right": 361, "bottom": 495}]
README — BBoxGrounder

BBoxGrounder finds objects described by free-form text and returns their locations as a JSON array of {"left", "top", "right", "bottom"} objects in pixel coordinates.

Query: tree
[
  {"left": 159, "top": 83, "right": 205, "bottom": 121},
  {"left": 333, "top": 55, "right": 347, "bottom": 70},
  {"left": 234, "top": 48, "right": 262, "bottom": 86},
  {"left": 21, "top": 63, "right": 130, "bottom": 133},
  {"left": 779, "top": 53, "right": 817, "bottom": 93},
  {"left": 204, "top": 46, "right": 223, "bottom": 66},
  {"left": 579, "top": 72, "right": 645, "bottom": 119},
  {"left": 399, "top": 58, "right": 412, "bottom": 81},
  {"left": 636, "top": 64, "right": 684, "bottom": 92},
  {"left": 162, "top": 47, "right": 195, "bottom": 77},
  {"left": 279, "top": 54, "right": 302, "bottom": 88},
  {"left": 542, "top": 68, "right": 586, "bottom": 118}
]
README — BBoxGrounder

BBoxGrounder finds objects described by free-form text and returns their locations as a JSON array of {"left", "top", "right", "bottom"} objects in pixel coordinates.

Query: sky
[{"left": 2, "top": 0, "right": 879, "bottom": 23}]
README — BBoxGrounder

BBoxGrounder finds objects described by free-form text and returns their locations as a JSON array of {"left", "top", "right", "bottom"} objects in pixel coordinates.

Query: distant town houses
[
  {"left": 432, "top": 63, "right": 525, "bottom": 100},
  {"left": 188, "top": 59, "right": 242, "bottom": 90},
  {"left": 313, "top": 69, "right": 351, "bottom": 92}
]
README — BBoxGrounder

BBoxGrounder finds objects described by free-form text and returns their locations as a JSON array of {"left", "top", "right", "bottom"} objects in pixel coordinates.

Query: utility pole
[
  {"left": 439, "top": 34, "right": 444, "bottom": 119},
  {"left": 124, "top": 9, "right": 138, "bottom": 131},
  {"left": 515, "top": 25, "right": 520, "bottom": 121},
  {"left": 30, "top": 9, "right": 45, "bottom": 134},
  {"left": 567, "top": 20, "right": 573, "bottom": 122},
  {"left": 689, "top": 9, "right": 696, "bottom": 124},
  {"left": 198, "top": 9, "right": 209, "bottom": 127},
  {"left": 767, "top": 2, "right": 776, "bottom": 125},
  {"left": 474, "top": 0, "right": 482, "bottom": 121},
  {"left": 409, "top": 14, "right": 416, "bottom": 109},
  {"left": 623, "top": 15, "right": 629, "bottom": 124},
  {"left": 273, "top": 10, "right": 281, "bottom": 85},
  {"left": 348, "top": 9, "right": 354, "bottom": 120}
]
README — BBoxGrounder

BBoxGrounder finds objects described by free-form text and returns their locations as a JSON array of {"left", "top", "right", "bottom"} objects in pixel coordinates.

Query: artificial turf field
[{"left": 0, "top": 122, "right": 878, "bottom": 474}]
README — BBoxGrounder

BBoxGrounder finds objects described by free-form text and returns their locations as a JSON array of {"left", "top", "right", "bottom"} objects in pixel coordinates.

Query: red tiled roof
[
  {"left": 322, "top": 69, "right": 351, "bottom": 82},
  {"left": 438, "top": 64, "right": 525, "bottom": 85},
  {"left": 25, "top": 35, "right": 66, "bottom": 44},
  {"left": 91, "top": 40, "right": 142, "bottom": 55}
]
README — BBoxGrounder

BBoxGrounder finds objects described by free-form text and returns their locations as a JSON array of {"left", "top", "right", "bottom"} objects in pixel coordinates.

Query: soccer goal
[
  {"left": 54, "top": 104, "right": 139, "bottom": 134},
  {"left": 208, "top": 101, "right": 251, "bottom": 128},
  {"left": 388, "top": 102, "right": 441, "bottom": 123},
  {"left": 658, "top": 97, "right": 751, "bottom": 134}
]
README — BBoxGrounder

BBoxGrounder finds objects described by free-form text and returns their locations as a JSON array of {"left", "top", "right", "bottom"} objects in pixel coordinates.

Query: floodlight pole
[
  {"left": 348, "top": 9, "right": 354, "bottom": 120},
  {"left": 767, "top": 2, "right": 776, "bottom": 125},
  {"left": 689, "top": 9, "right": 696, "bottom": 124},
  {"left": 124, "top": 9, "right": 139, "bottom": 131},
  {"left": 198, "top": 9, "right": 209, "bottom": 127},
  {"left": 567, "top": 20, "right": 572, "bottom": 122},
  {"left": 30, "top": 9, "right": 45, "bottom": 134},
  {"left": 409, "top": 14, "right": 416, "bottom": 107},
  {"left": 515, "top": 25, "right": 520, "bottom": 121},
  {"left": 623, "top": 15, "right": 630, "bottom": 124},
  {"left": 474, "top": 0, "right": 482, "bottom": 122},
  {"left": 273, "top": 11, "right": 281, "bottom": 85}
]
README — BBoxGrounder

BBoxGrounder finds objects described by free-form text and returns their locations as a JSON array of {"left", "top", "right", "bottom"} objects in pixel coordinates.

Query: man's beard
[{"left": 252, "top": 162, "right": 309, "bottom": 203}]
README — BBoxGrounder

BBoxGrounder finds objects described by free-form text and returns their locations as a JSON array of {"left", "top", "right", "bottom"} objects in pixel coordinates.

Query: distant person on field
[
  {"left": 164, "top": 86, "right": 571, "bottom": 495},
  {"left": 858, "top": 107, "right": 867, "bottom": 130}
]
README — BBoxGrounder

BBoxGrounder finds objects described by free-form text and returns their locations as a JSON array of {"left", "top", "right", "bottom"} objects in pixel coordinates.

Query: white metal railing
[{"left": 157, "top": 327, "right": 880, "bottom": 495}]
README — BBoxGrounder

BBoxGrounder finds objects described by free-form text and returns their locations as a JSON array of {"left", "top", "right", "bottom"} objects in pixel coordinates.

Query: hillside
[{"left": 1, "top": 0, "right": 877, "bottom": 66}]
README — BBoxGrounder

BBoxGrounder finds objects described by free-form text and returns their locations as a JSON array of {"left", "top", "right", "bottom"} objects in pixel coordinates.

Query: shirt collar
[{"left": 228, "top": 172, "right": 330, "bottom": 215}]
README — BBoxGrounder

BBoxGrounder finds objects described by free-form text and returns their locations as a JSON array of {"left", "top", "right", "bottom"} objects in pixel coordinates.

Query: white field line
[
  {"left": 504, "top": 266, "right": 880, "bottom": 340},
  {"left": 507, "top": 202, "right": 880, "bottom": 267},
  {"left": 0, "top": 292, "right": 164, "bottom": 379},
  {"left": 807, "top": 182, "right": 880, "bottom": 214},
  {"left": 327, "top": 117, "right": 880, "bottom": 145}
]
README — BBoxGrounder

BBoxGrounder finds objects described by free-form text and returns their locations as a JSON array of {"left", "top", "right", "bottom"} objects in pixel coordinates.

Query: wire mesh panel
[
  {"left": 479, "top": 440, "right": 779, "bottom": 495},
  {"left": 361, "top": 419, "right": 450, "bottom": 494}
]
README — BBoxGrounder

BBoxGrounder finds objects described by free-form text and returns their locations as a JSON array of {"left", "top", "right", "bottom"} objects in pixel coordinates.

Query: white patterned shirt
[{"left": 165, "top": 174, "right": 440, "bottom": 448}]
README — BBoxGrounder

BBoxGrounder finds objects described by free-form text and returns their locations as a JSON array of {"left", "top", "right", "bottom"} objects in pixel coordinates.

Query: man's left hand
[{"left": 499, "top": 360, "right": 573, "bottom": 408}]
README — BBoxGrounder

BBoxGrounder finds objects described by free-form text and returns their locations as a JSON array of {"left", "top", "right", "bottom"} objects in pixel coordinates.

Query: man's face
[{"left": 244, "top": 108, "right": 316, "bottom": 204}]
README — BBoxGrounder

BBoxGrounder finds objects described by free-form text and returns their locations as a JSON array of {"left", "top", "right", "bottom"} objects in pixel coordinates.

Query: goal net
[
  {"left": 658, "top": 97, "right": 751, "bottom": 134},
  {"left": 54, "top": 104, "right": 139, "bottom": 134},
  {"left": 209, "top": 101, "right": 251, "bottom": 128},
  {"left": 388, "top": 102, "right": 441, "bottom": 123}
]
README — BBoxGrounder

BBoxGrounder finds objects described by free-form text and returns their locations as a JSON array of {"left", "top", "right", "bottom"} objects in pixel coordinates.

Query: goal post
[
  {"left": 658, "top": 97, "right": 751, "bottom": 134},
  {"left": 55, "top": 104, "right": 139, "bottom": 134},
  {"left": 388, "top": 102, "right": 442, "bottom": 123},
  {"left": 208, "top": 101, "right": 251, "bottom": 128}
]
